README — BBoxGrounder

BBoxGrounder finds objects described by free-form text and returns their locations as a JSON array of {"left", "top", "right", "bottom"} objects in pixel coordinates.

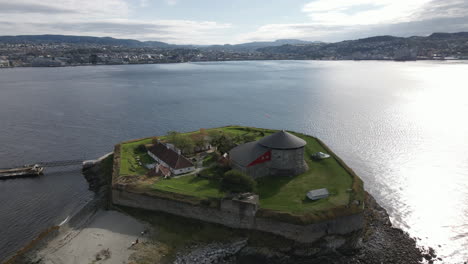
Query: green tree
[
  {"left": 193, "top": 136, "right": 207, "bottom": 150},
  {"left": 208, "top": 132, "right": 235, "bottom": 153},
  {"left": 166, "top": 131, "right": 180, "bottom": 143},
  {"left": 166, "top": 131, "right": 195, "bottom": 153},
  {"left": 177, "top": 136, "right": 195, "bottom": 154},
  {"left": 221, "top": 170, "right": 257, "bottom": 193},
  {"left": 207, "top": 130, "right": 222, "bottom": 145}
]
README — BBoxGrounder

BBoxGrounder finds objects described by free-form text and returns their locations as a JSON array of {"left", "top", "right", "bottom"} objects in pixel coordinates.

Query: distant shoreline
[{"left": 1, "top": 58, "right": 467, "bottom": 70}]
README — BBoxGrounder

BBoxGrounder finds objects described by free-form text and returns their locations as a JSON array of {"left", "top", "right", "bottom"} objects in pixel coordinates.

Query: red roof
[
  {"left": 156, "top": 164, "right": 171, "bottom": 177},
  {"left": 147, "top": 143, "right": 194, "bottom": 169}
]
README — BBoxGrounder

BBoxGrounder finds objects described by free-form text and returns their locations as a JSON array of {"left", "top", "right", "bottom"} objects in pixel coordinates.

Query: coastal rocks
[
  {"left": 324, "top": 235, "right": 347, "bottom": 250},
  {"left": 234, "top": 231, "right": 360, "bottom": 264},
  {"left": 346, "top": 192, "right": 428, "bottom": 264},
  {"left": 231, "top": 192, "right": 428, "bottom": 264},
  {"left": 174, "top": 239, "right": 247, "bottom": 264},
  {"left": 237, "top": 246, "right": 291, "bottom": 264}
]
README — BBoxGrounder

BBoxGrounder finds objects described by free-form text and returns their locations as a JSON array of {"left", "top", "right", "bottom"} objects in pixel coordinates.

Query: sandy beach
[{"left": 32, "top": 210, "right": 149, "bottom": 264}]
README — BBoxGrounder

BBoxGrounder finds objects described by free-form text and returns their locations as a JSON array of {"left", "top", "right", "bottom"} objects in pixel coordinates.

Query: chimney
[{"left": 152, "top": 137, "right": 159, "bottom": 145}]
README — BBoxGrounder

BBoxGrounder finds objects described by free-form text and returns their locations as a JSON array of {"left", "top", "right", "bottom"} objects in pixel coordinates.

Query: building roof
[
  {"left": 156, "top": 164, "right": 171, "bottom": 177},
  {"left": 258, "top": 130, "right": 306, "bottom": 149},
  {"left": 229, "top": 141, "right": 269, "bottom": 167},
  {"left": 147, "top": 143, "right": 194, "bottom": 170}
]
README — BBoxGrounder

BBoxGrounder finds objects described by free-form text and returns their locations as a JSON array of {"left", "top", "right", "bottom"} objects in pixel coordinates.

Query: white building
[{"left": 147, "top": 142, "right": 195, "bottom": 175}]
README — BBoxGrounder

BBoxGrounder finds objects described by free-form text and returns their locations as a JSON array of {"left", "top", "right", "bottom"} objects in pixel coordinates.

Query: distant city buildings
[{"left": 1, "top": 32, "right": 467, "bottom": 67}]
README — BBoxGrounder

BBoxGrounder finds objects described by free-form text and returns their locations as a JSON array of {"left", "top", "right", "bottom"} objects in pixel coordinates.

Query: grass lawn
[
  {"left": 214, "top": 126, "right": 275, "bottom": 139},
  {"left": 119, "top": 138, "right": 154, "bottom": 176},
  {"left": 119, "top": 125, "right": 271, "bottom": 177},
  {"left": 256, "top": 133, "right": 353, "bottom": 213},
  {"left": 151, "top": 175, "right": 223, "bottom": 198}
]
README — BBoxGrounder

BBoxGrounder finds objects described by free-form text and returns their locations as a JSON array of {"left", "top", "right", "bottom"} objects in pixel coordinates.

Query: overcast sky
[{"left": 0, "top": 0, "right": 467, "bottom": 44}]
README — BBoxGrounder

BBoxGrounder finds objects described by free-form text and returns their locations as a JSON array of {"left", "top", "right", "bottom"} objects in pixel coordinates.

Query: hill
[
  {"left": 258, "top": 32, "right": 468, "bottom": 60},
  {"left": 0, "top": 35, "right": 314, "bottom": 51},
  {"left": 203, "top": 39, "right": 319, "bottom": 52},
  {"left": 0, "top": 34, "right": 172, "bottom": 48}
]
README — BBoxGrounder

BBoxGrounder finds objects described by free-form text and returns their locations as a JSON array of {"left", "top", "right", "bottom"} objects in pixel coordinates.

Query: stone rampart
[{"left": 112, "top": 188, "right": 363, "bottom": 243}]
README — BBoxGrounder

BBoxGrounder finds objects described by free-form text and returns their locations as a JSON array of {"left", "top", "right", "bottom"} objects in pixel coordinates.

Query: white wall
[
  {"left": 173, "top": 166, "right": 195, "bottom": 175},
  {"left": 147, "top": 151, "right": 195, "bottom": 175}
]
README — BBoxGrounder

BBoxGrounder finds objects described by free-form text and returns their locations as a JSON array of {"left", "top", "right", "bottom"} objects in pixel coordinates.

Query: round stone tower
[{"left": 257, "top": 130, "right": 308, "bottom": 176}]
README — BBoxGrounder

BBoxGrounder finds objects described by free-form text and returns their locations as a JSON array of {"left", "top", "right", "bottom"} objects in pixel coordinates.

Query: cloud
[
  {"left": 414, "top": 0, "right": 468, "bottom": 20},
  {"left": 0, "top": 19, "right": 231, "bottom": 44},
  {"left": 0, "top": 0, "right": 467, "bottom": 45},
  {"left": 0, "top": 0, "right": 129, "bottom": 19},
  {"left": 166, "top": 0, "right": 177, "bottom": 6},
  {"left": 236, "top": 23, "right": 347, "bottom": 43},
  {"left": 236, "top": 0, "right": 468, "bottom": 43},
  {"left": 0, "top": 0, "right": 231, "bottom": 44},
  {"left": 302, "top": 0, "right": 432, "bottom": 25},
  {"left": 0, "top": 3, "right": 77, "bottom": 14},
  {"left": 139, "top": 0, "right": 149, "bottom": 7}
]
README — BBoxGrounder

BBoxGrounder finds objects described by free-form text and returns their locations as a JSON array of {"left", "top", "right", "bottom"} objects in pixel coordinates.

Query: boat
[{"left": 0, "top": 164, "right": 44, "bottom": 179}]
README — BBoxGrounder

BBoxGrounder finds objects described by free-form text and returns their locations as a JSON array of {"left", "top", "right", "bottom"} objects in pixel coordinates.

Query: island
[
  {"left": 12, "top": 126, "right": 434, "bottom": 264},
  {"left": 110, "top": 126, "right": 365, "bottom": 244}
]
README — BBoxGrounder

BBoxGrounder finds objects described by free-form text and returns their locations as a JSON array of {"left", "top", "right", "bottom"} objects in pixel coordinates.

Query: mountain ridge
[{"left": 0, "top": 34, "right": 315, "bottom": 51}]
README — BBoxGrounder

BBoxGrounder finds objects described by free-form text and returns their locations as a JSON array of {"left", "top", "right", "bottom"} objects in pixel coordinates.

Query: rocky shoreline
[
  {"left": 12, "top": 153, "right": 436, "bottom": 264},
  {"left": 84, "top": 152, "right": 435, "bottom": 264},
  {"left": 164, "top": 191, "right": 435, "bottom": 264}
]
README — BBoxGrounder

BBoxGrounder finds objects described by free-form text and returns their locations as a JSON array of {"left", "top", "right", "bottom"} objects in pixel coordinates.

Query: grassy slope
[
  {"left": 117, "top": 126, "right": 357, "bottom": 215},
  {"left": 152, "top": 175, "right": 223, "bottom": 198},
  {"left": 119, "top": 138, "right": 154, "bottom": 176},
  {"left": 257, "top": 134, "right": 352, "bottom": 213}
]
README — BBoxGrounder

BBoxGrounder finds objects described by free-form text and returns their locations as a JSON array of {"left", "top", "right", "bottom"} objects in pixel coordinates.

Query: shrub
[
  {"left": 221, "top": 170, "right": 257, "bottom": 193},
  {"left": 199, "top": 165, "right": 227, "bottom": 179},
  {"left": 202, "top": 152, "right": 219, "bottom": 166},
  {"left": 135, "top": 144, "right": 147, "bottom": 153}
]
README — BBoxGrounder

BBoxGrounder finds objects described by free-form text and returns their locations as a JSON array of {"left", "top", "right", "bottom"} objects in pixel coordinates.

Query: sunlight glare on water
[{"left": 386, "top": 63, "right": 468, "bottom": 262}]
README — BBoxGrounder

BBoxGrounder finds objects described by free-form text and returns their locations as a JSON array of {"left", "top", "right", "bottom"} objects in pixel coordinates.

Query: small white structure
[
  {"left": 312, "top": 152, "right": 330, "bottom": 160},
  {"left": 306, "top": 188, "right": 329, "bottom": 200}
]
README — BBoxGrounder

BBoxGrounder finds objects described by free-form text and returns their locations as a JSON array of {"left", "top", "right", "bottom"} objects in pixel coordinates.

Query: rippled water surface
[{"left": 0, "top": 61, "right": 467, "bottom": 262}]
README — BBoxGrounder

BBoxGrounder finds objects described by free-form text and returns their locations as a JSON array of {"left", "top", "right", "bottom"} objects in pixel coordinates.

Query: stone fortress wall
[{"left": 112, "top": 188, "right": 363, "bottom": 243}]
